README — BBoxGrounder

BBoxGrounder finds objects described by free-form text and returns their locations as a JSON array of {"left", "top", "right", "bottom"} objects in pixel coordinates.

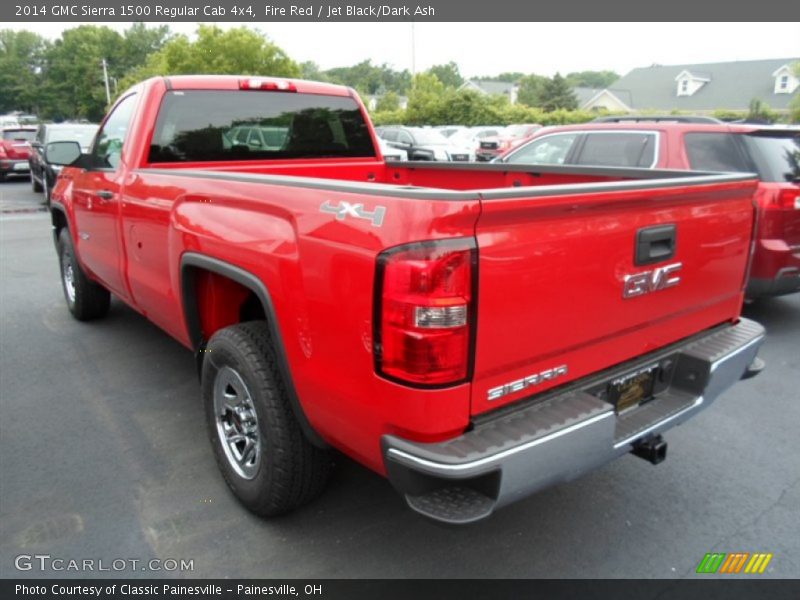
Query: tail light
[
  {"left": 777, "top": 188, "right": 800, "bottom": 210},
  {"left": 0, "top": 145, "right": 6, "bottom": 158},
  {"left": 239, "top": 78, "right": 297, "bottom": 92},
  {"left": 375, "top": 239, "right": 477, "bottom": 387}
]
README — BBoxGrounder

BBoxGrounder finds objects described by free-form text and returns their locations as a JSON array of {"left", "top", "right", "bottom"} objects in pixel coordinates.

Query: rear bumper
[
  {"left": 748, "top": 271, "right": 800, "bottom": 297},
  {"left": 383, "top": 318, "right": 765, "bottom": 523},
  {"left": 0, "top": 159, "right": 30, "bottom": 175},
  {"left": 748, "top": 239, "right": 800, "bottom": 297}
]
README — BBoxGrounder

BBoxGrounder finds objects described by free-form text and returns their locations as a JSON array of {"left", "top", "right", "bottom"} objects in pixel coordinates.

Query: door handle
[
  {"left": 96, "top": 190, "right": 114, "bottom": 202},
  {"left": 635, "top": 224, "right": 677, "bottom": 266}
]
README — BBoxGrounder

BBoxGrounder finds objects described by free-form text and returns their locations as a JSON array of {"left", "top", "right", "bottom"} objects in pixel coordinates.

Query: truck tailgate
[{"left": 471, "top": 175, "right": 759, "bottom": 415}]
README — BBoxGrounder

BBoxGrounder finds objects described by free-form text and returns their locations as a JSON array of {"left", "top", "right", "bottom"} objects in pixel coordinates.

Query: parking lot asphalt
[{"left": 1, "top": 179, "right": 798, "bottom": 579}]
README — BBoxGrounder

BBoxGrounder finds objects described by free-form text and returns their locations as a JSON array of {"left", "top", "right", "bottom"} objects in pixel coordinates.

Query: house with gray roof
[
  {"left": 579, "top": 58, "right": 799, "bottom": 114},
  {"left": 460, "top": 80, "right": 519, "bottom": 104}
]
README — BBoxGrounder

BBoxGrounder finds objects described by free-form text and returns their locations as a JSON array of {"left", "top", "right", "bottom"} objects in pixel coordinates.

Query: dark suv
[
  {"left": 30, "top": 122, "right": 98, "bottom": 202},
  {"left": 498, "top": 119, "right": 800, "bottom": 298}
]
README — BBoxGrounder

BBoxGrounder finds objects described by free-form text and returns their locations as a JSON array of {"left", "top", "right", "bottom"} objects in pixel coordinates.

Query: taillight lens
[
  {"left": 0, "top": 145, "right": 7, "bottom": 158},
  {"left": 375, "top": 239, "right": 476, "bottom": 386},
  {"left": 777, "top": 188, "right": 800, "bottom": 210}
]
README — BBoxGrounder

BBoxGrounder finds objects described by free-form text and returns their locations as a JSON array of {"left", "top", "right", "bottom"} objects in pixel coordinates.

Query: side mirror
[{"left": 45, "top": 141, "right": 82, "bottom": 166}]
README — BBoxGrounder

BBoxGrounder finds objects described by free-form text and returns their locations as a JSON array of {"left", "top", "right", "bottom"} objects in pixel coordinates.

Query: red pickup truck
[{"left": 46, "top": 76, "right": 765, "bottom": 524}]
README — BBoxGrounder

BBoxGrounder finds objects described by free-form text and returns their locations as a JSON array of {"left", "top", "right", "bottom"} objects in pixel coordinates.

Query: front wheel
[
  {"left": 202, "top": 321, "right": 331, "bottom": 516},
  {"left": 57, "top": 229, "right": 110, "bottom": 321}
]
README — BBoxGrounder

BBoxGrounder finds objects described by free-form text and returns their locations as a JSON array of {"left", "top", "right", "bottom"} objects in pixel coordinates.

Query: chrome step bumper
[{"left": 383, "top": 318, "right": 766, "bottom": 524}]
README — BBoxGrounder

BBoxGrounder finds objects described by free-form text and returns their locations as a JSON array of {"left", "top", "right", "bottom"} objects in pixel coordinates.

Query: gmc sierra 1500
[{"left": 46, "top": 75, "right": 765, "bottom": 523}]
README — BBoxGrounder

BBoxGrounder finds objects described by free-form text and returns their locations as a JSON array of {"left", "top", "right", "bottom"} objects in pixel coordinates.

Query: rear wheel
[
  {"left": 202, "top": 321, "right": 331, "bottom": 516},
  {"left": 57, "top": 229, "right": 110, "bottom": 321}
]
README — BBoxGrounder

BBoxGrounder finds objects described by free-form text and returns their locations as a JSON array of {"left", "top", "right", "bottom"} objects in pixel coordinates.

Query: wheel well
[
  {"left": 184, "top": 267, "right": 267, "bottom": 349},
  {"left": 179, "top": 254, "right": 328, "bottom": 448},
  {"left": 51, "top": 208, "right": 68, "bottom": 238}
]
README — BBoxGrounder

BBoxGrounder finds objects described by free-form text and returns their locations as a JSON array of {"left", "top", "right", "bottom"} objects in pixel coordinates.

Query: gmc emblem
[{"left": 623, "top": 262, "right": 682, "bottom": 298}]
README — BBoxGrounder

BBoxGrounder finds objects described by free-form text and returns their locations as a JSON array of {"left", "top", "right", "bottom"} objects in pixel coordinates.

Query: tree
[
  {"left": 121, "top": 25, "right": 299, "bottom": 91},
  {"left": 375, "top": 91, "right": 401, "bottom": 112},
  {"left": 119, "top": 23, "right": 171, "bottom": 74},
  {"left": 565, "top": 70, "right": 619, "bottom": 89},
  {"left": 0, "top": 29, "right": 48, "bottom": 114},
  {"left": 42, "top": 25, "right": 127, "bottom": 120},
  {"left": 405, "top": 72, "right": 447, "bottom": 124},
  {"left": 538, "top": 73, "right": 578, "bottom": 111},
  {"left": 299, "top": 61, "right": 329, "bottom": 82},
  {"left": 475, "top": 72, "right": 524, "bottom": 83},
  {"left": 747, "top": 98, "right": 773, "bottom": 124},
  {"left": 426, "top": 62, "right": 463, "bottom": 88},
  {"left": 323, "top": 60, "right": 411, "bottom": 95},
  {"left": 789, "top": 62, "right": 800, "bottom": 123},
  {"left": 516, "top": 74, "right": 548, "bottom": 107}
]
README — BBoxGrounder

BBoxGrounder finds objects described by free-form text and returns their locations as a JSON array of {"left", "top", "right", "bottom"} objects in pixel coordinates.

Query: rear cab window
[
  {"left": 684, "top": 132, "right": 753, "bottom": 172},
  {"left": 573, "top": 132, "right": 658, "bottom": 168},
  {"left": 742, "top": 132, "right": 800, "bottom": 183},
  {"left": 148, "top": 90, "right": 376, "bottom": 163}
]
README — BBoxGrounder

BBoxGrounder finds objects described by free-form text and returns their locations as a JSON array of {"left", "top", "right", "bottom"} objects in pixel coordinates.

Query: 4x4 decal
[{"left": 320, "top": 200, "right": 386, "bottom": 227}]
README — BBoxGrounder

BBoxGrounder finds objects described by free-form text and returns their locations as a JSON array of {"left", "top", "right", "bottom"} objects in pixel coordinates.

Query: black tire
[
  {"left": 32, "top": 175, "right": 43, "bottom": 193},
  {"left": 202, "top": 321, "right": 331, "bottom": 516},
  {"left": 57, "top": 228, "right": 110, "bottom": 321},
  {"left": 43, "top": 176, "right": 51, "bottom": 208}
]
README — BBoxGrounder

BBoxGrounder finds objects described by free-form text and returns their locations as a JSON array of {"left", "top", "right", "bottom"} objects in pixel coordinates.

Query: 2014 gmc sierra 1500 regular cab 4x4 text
[{"left": 45, "top": 76, "right": 765, "bottom": 524}]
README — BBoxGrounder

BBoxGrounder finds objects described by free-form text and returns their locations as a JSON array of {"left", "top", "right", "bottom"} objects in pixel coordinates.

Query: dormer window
[
  {"left": 772, "top": 65, "right": 799, "bottom": 94},
  {"left": 675, "top": 70, "right": 710, "bottom": 97}
]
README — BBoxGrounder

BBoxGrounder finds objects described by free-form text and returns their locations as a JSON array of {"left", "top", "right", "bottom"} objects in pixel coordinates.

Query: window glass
[
  {"left": 504, "top": 133, "right": 578, "bottom": 165},
  {"left": 1, "top": 129, "right": 36, "bottom": 142},
  {"left": 743, "top": 133, "right": 800, "bottom": 182},
  {"left": 149, "top": 90, "right": 375, "bottom": 162},
  {"left": 685, "top": 133, "right": 751, "bottom": 172},
  {"left": 396, "top": 131, "right": 413, "bottom": 145},
  {"left": 93, "top": 94, "right": 138, "bottom": 169},
  {"left": 46, "top": 125, "right": 98, "bottom": 148},
  {"left": 575, "top": 132, "right": 657, "bottom": 167}
]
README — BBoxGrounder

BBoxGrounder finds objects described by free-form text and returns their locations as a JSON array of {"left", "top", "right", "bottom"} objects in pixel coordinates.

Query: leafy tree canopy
[
  {"left": 538, "top": 73, "right": 579, "bottom": 111},
  {"left": 565, "top": 70, "right": 619, "bottom": 88},
  {"left": 122, "top": 25, "right": 299, "bottom": 90}
]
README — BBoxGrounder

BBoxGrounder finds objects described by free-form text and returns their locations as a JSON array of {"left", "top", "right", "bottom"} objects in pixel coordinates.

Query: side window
[
  {"left": 397, "top": 131, "right": 413, "bottom": 145},
  {"left": 247, "top": 129, "right": 263, "bottom": 148},
  {"left": 382, "top": 130, "right": 397, "bottom": 142},
  {"left": 684, "top": 133, "right": 751, "bottom": 172},
  {"left": 575, "top": 133, "right": 657, "bottom": 168},
  {"left": 505, "top": 133, "right": 578, "bottom": 165},
  {"left": 233, "top": 127, "right": 249, "bottom": 145},
  {"left": 92, "top": 93, "right": 137, "bottom": 169}
]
